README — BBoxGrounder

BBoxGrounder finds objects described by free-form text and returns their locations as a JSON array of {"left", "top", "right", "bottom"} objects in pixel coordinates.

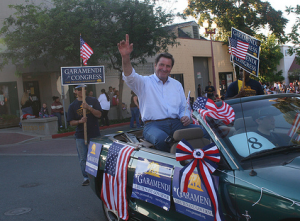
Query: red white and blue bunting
[{"left": 176, "top": 139, "right": 222, "bottom": 221}]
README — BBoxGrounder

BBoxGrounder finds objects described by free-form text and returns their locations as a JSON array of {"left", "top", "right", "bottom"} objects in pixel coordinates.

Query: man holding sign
[
  {"left": 225, "top": 71, "right": 264, "bottom": 99},
  {"left": 67, "top": 85, "right": 102, "bottom": 186}
]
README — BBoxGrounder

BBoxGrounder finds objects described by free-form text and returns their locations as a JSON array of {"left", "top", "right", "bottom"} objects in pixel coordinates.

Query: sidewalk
[{"left": 0, "top": 122, "right": 131, "bottom": 146}]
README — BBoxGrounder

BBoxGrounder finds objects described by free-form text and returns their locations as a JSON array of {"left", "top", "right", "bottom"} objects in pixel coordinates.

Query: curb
[{"left": 52, "top": 122, "right": 130, "bottom": 139}]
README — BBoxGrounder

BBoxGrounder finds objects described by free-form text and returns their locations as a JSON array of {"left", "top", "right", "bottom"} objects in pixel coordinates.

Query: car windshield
[{"left": 205, "top": 96, "right": 300, "bottom": 166}]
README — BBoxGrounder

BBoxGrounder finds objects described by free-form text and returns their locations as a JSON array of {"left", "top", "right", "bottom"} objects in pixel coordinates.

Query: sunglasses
[{"left": 76, "top": 88, "right": 82, "bottom": 91}]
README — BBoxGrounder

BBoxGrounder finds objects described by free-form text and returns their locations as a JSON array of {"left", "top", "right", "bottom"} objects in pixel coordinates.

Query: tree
[
  {"left": 185, "top": 0, "right": 288, "bottom": 42},
  {"left": 286, "top": 5, "right": 300, "bottom": 64},
  {"left": 0, "top": 0, "right": 178, "bottom": 118},
  {"left": 257, "top": 34, "right": 284, "bottom": 83},
  {"left": 184, "top": 0, "right": 288, "bottom": 83}
]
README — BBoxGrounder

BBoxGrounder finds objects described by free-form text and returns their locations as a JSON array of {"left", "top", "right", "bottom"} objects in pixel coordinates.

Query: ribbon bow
[{"left": 176, "top": 139, "right": 222, "bottom": 221}]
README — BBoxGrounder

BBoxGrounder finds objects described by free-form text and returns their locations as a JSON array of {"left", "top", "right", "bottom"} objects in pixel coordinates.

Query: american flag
[
  {"left": 193, "top": 97, "right": 235, "bottom": 125},
  {"left": 80, "top": 36, "right": 93, "bottom": 65},
  {"left": 229, "top": 37, "right": 249, "bottom": 60},
  {"left": 101, "top": 142, "right": 135, "bottom": 220},
  {"left": 288, "top": 113, "right": 300, "bottom": 138}
]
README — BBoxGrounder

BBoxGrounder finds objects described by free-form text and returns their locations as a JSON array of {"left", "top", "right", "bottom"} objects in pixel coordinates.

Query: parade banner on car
[
  {"left": 61, "top": 66, "right": 105, "bottom": 85},
  {"left": 172, "top": 167, "right": 219, "bottom": 221},
  {"left": 85, "top": 142, "right": 102, "bottom": 177},
  {"left": 230, "top": 27, "right": 261, "bottom": 76},
  {"left": 131, "top": 158, "right": 173, "bottom": 211}
]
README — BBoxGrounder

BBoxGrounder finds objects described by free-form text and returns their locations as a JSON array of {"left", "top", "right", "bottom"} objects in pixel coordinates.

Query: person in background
[
  {"left": 21, "top": 91, "right": 33, "bottom": 115},
  {"left": 225, "top": 72, "right": 264, "bottom": 99},
  {"left": 130, "top": 91, "right": 141, "bottom": 128},
  {"left": 205, "top": 81, "right": 215, "bottom": 100},
  {"left": 112, "top": 90, "right": 119, "bottom": 106},
  {"left": 51, "top": 96, "right": 64, "bottom": 128},
  {"left": 214, "top": 94, "right": 221, "bottom": 102},
  {"left": 108, "top": 86, "right": 114, "bottom": 105},
  {"left": 88, "top": 90, "right": 94, "bottom": 97},
  {"left": 67, "top": 85, "right": 102, "bottom": 186},
  {"left": 98, "top": 89, "right": 110, "bottom": 126},
  {"left": 197, "top": 84, "right": 202, "bottom": 97},
  {"left": 39, "top": 103, "right": 49, "bottom": 118}
]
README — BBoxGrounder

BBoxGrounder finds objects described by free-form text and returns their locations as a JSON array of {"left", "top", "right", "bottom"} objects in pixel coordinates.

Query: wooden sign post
[{"left": 81, "top": 85, "right": 88, "bottom": 145}]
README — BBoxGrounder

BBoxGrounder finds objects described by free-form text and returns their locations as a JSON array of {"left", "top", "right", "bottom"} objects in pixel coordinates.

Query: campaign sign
[
  {"left": 61, "top": 66, "right": 105, "bottom": 85},
  {"left": 231, "top": 27, "right": 261, "bottom": 59},
  {"left": 172, "top": 167, "right": 219, "bottom": 221},
  {"left": 230, "top": 54, "right": 260, "bottom": 76},
  {"left": 85, "top": 142, "right": 102, "bottom": 177},
  {"left": 131, "top": 157, "right": 173, "bottom": 211}
]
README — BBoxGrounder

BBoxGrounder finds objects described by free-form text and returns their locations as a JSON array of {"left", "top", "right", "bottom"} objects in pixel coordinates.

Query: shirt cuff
[{"left": 122, "top": 68, "right": 135, "bottom": 80}]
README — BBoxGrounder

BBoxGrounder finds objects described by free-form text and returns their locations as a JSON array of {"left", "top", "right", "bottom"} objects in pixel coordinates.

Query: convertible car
[{"left": 88, "top": 94, "right": 300, "bottom": 221}]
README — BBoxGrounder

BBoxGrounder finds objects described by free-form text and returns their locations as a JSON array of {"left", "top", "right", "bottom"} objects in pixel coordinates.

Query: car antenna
[{"left": 249, "top": 169, "right": 257, "bottom": 176}]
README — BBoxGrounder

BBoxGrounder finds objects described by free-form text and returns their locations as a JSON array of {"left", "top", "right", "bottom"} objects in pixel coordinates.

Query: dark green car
[{"left": 89, "top": 94, "right": 300, "bottom": 221}]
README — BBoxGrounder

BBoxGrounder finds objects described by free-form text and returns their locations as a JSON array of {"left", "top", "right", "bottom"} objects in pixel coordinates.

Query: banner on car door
[
  {"left": 131, "top": 158, "right": 173, "bottom": 211},
  {"left": 85, "top": 142, "right": 102, "bottom": 177},
  {"left": 172, "top": 167, "right": 219, "bottom": 221}
]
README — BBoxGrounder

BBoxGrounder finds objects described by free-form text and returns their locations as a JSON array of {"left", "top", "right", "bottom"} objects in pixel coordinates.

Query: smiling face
[{"left": 154, "top": 57, "right": 173, "bottom": 83}]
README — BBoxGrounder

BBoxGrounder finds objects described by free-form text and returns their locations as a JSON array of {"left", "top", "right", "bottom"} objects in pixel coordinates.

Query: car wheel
[{"left": 102, "top": 202, "right": 122, "bottom": 221}]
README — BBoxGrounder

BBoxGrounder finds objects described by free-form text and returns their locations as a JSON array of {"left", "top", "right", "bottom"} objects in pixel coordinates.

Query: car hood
[
  {"left": 284, "top": 156, "right": 300, "bottom": 170},
  {"left": 243, "top": 156, "right": 300, "bottom": 203}
]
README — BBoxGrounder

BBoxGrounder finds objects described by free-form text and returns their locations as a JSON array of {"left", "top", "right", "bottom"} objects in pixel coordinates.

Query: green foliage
[
  {"left": 257, "top": 34, "right": 284, "bottom": 83},
  {"left": 0, "top": 0, "right": 178, "bottom": 71},
  {"left": 185, "top": 0, "right": 287, "bottom": 82},
  {"left": 185, "top": 0, "right": 288, "bottom": 43},
  {"left": 286, "top": 5, "right": 300, "bottom": 64},
  {"left": 0, "top": 114, "right": 19, "bottom": 120}
]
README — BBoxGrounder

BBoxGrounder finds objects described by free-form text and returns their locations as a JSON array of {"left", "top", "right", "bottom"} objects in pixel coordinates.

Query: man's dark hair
[{"left": 155, "top": 52, "right": 174, "bottom": 67}]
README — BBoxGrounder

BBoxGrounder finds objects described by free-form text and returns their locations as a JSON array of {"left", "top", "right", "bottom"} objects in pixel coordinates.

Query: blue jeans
[
  {"left": 130, "top": 107, "right": 141, "bottom": 128},
  {"left": 75, "top": 139, "right": 89, "bottom": 179},
  {"left": 143, "top": 118, "right": 209, "bottom": 152},
  {"left": 53, "top": 112, "right": 62, "bottom": 127}
]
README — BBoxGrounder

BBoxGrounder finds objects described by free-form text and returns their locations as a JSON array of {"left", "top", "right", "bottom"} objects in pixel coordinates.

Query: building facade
[{"left": 0, "top": 1, "right": 235, "bottom": 120}]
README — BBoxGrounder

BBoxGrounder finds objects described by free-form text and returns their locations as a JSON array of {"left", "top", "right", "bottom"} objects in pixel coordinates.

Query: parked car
[{"left": 89, "top": 94, "right": 300, "bottom": 221}]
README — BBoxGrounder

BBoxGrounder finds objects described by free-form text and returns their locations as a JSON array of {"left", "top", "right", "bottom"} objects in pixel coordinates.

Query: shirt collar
[{"left": 153, "top": 73, "right": 170, "bottom": 84}]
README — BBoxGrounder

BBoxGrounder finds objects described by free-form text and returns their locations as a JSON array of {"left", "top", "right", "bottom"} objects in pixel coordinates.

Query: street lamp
[{"left": 203, "top": 20, "right": 217, "bottom": 94}]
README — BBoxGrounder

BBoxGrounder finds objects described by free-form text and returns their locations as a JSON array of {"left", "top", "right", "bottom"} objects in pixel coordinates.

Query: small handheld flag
[{"left": 80, "top": 36, "right": 93, "bottom": 66}]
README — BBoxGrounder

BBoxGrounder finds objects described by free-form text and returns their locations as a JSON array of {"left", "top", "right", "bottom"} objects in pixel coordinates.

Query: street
[{"left": 0, "top": 124, "right": 131, "bottom": 221}]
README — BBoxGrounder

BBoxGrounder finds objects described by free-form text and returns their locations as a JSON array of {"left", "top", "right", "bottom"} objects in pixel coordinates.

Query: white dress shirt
[{"left": 123, "top": 68, "right": 188, "bottom": 122}]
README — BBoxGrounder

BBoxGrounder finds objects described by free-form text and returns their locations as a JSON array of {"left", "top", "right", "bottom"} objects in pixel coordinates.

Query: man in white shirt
[{"left": 118, "top": 34, "right": 208, "bottom": 152}]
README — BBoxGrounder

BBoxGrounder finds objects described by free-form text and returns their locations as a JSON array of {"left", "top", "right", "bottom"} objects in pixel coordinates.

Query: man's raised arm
[{"left": 117, "top": 34, "right": 133, "bottom": 76}]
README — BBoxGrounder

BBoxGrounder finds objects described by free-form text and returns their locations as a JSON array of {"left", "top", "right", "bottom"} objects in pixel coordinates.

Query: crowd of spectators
[{"left": 262, "top": 80, "right": 300, "bottom": 94}]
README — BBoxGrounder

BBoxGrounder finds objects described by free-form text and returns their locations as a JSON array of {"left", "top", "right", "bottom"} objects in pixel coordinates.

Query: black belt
[{"left": 144, "top": 118, "right": 177, "bottom": 124}]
